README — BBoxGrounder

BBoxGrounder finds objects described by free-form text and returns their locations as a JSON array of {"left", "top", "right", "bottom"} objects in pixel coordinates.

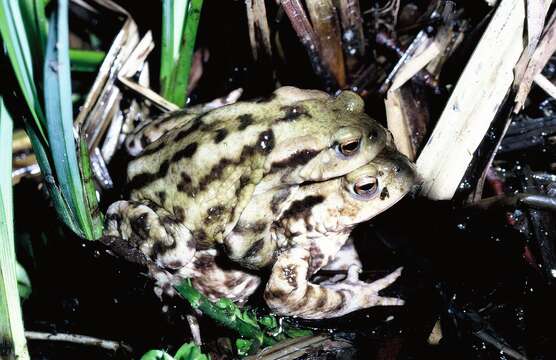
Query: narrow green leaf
[
  {"left": 0, "top": 0, "right": 47, "bottom": 136},
  {"left": 43, "top": 0, "right": 92, "bottom": 239},
  {"left": 164, "top": 0, "right": 203, "bottom": 107},
  {"left": 19, "top": 0, "right": 48, "bottom": 73},
  {"left": 69, "top": 49, "right": 105, "bottom": 72},
  {"left": 0, "top": 98, "right": 30, "bottom": 360},
  {"left": 23, "top": 120, "right": 80, "bottom": 234},
  {"left": 160, "top": 0, "right": 175, "bottom": 95},
  {"left": 78, "top": 138, "right": 103, "bottom": 239}
]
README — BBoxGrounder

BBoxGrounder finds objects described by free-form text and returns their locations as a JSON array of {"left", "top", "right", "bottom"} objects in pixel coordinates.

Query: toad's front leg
[
  {"left": 264, "top": 247, "right": 403, "bottom": 319},
  {"left": 104, "top": 200, "right": 196, "bottom": 289}
]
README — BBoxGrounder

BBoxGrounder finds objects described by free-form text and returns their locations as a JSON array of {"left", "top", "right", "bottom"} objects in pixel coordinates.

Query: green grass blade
[
  {"left": 78, "top": 138, "right": 103, "bottom": 239},
  {"left": 43, "top": 0, "right": 92, "bottom": 239},
  {"left": 0, "top": 98, "right": 30, "bottom": 360},
  {"left": 19, "top": 0, "right": 48, "bottom": 74},
  {"left": 160, "top": 0, "right": 175, "bottom": 95},
  {"left": 166, "top": 0, "right": 203, "bottom": 107},
  {"left": 69, "top": 49, "right": 105, "bottom": 72},
  {"left": 23, "top": 120, "right": 80, "bottom": 234},
  {"left": 0, "top": 0, "right": 47, "bottom": 135}
]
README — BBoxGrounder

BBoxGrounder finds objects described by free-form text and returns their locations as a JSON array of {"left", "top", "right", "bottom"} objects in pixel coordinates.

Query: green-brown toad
[{"left": 104, "top": 87, "right": 411, "bottom": 319}]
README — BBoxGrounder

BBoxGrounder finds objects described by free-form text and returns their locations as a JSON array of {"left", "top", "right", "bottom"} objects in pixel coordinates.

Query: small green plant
[
  {"left": 141, "top": 342, "right": 210, "bottom": 360},
  {"left": 175, "top": 280, "right": 312, "bottom": 356}
]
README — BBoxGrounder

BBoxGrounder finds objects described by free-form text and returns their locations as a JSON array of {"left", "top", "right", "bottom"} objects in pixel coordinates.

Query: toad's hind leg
[
  {"left": 265, "top": 247, "right": 403, "bottom": 319},
  {"left": 104, "top": 200, "right": 196, "bottom": 273}
]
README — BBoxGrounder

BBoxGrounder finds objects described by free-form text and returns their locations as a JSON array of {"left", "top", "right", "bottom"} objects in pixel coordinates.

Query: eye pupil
[
  {"left": 354, "top": 177, "right": 378, "bottom": 197},
  {"left": 358, "top": 183, "right": 374, "bottom": 191},
  {"left": 339, "top": 139, "right": 360, "bottom": 155}
]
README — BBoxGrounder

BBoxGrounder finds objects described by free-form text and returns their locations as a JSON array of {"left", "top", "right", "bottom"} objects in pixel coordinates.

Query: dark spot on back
[
  {"left": 280, "top": 195, "right": 325, "bottom": 221},
  {"left": 157, "top": 191, "right": 167, "bottom": 205},
  {"left": 174, "top": 116, "right": 204, "bottom": 141},
  {"left": 171, "top": 142, "right": 198, "bottom": 162},
  {"left": 269, "top": 149, "right": 320, "bottom": 173},
  {"left": 276, "top": 105, "right": 311, "bottom": 122},
  {"left": 239, "top": 145, "right": 256, "bottom": 162},
  {"left": 235, "top": 174, "right": 251, "bottom": 197},
  {"left": 198, "top": 159, "right": 232, "bottom": 191},
  {"left": 173, "top": 206, "right": 186, "bottom": 222},
  {"left": 128, "top": 158, "right": 171, "bottom": 190},
  {"left": 257, "top": 129, "right": 275, "bottom": 154},
  {"left": 380, "top": 186, "right": 390, "bottom": 200},
  {"left": 238, "top": 114, "right": 254, "bottom": 130},
  {"left": 214, "top": 128, "right": 228, "bottom": 143},
  {"left": 177, "top": 172, "right": 193, "bottom": 193},
  {"left": 239, "top": 175, "right": 250, "bottom": 187}
]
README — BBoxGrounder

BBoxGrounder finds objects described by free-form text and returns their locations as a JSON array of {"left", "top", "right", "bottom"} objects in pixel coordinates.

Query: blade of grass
[
  {"left": 43, "top": 0, "right": 92, "bottom": 239},
  {"left": 23, "top": 120, "right": 80, "bottom": 235},
  {"left": 160, "top": 0, "right": 175, "bottom": 95},
  {"left": 0, "top": 0, "right": 47, "bottom": 135},
  {"left": 69, "top": 49, "right": 106, "bottom": 72},
  {"left": 165, "top": 0, "right": 203, "bottom": 107},
  {"left": 78, "top": 138, "right": 103, "bottom": 239},
  {"left": 161, "top": 0, "right": 189, "bottom": 98},
  {"left": 19, "top": 0, "right": 48, "bottom": 75},
  {"left": 0, "top": 98, "right": 30, "bottom": 360}
]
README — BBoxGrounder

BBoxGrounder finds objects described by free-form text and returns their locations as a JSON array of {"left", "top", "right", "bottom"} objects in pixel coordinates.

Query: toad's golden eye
[
  {"left": 337, "top": 138, "right": 361, "bottom": 157},
  {"left": 353, "top": 176, "right": 379, "bottom": 199}
]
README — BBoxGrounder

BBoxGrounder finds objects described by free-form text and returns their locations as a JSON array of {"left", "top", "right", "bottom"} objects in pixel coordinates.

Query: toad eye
[
  {"left": 336, "top": 138, "right": 361, "bottom": 157},
  {"left": 352, "top": 176, "right": 379, "bottom": 199}
]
